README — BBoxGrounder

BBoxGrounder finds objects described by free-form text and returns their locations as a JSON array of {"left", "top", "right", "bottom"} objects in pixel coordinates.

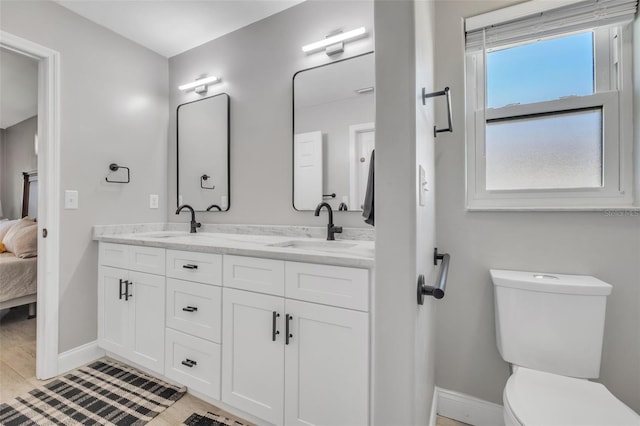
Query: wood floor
[{"left": 0, "top": 305, "right": 468, "bottom": 426}]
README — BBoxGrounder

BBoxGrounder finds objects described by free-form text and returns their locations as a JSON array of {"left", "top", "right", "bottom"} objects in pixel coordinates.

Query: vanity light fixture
[
  {"left": 178, "top": 75, "right": 220, "bottom": 94},
  {"left": 302, "top": 27, "right": 367, "bottom": 56}
]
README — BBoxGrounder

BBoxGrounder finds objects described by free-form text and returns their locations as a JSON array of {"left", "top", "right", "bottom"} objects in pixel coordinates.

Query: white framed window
[{"left": 465, "top": 0, "right": 636, "bottom": 210}]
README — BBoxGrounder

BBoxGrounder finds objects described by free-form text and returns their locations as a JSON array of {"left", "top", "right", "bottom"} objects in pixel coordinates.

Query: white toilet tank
[{"left": 491, "top": 270, "right": 612, "bottom": 379}]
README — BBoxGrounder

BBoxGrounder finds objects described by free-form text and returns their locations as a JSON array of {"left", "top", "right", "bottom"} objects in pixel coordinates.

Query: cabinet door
[
  {"left": 128, "top": 271, "right": 165, "bottom": 374},
  {"left": 222, "top": 288, "right": 285, "bottom": 426},
  {"left": 98, "top": 266, "right": 129, "bottom": 357},
  {"left": 284, "top": 300, "right": 369, "bottom": 426}
]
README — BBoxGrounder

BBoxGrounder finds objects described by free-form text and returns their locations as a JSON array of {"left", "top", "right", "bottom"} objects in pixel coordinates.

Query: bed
[
  {"left": 0, "top": 252, "right": 37, "bottom": 315},
  {"left": 0, "top": 171, "right": 38, "bottom": 317}
]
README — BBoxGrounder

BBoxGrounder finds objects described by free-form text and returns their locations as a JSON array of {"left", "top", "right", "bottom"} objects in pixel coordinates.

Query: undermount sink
[
  {"left": 142, "top": 232, "right": 196, "bottom": 238},
  {"left": 269, "top": 240, "right": 358, "bottom": 251}
]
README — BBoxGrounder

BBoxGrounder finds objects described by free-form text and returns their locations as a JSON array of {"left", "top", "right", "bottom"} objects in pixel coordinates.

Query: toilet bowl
[
  {"left": 490, "top": 270, "right": 640, "bottom": 426},
  {"left": 503, "top": 367, "right": 639, "bottom": 426}
]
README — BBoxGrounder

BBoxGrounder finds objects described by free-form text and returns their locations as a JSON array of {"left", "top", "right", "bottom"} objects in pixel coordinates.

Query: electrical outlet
[
  {"left": 149, "top": 194, "right": 159, "bottom": 209},
  {"left": 65, "top": 190, "right": 78, "bottom": 209},
  {"left": 221, "top": 195, "right": 228, "bottom": 210}
]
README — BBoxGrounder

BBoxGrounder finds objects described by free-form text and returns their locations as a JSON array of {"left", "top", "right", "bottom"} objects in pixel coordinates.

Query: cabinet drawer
[
  {"left": 223, "top": 255, "right": 285, "bottom": 296},
  {"left": 166, "top": 250, "right": 222, "bottom": 285},
  {"left": 165, "top": 328, "right": 220, "bottom": 399},
  {"left": 285, "top": 262, "right": 369, "bottom": 311},
  {"left": 166, "top": 278, "right": 221, "bottom": 342},
  {"left": 129, "top": 245, "right": 165, "bottom": 275},
  {"left": 99, "top": 243, "right": 129, "bottom": 269}
]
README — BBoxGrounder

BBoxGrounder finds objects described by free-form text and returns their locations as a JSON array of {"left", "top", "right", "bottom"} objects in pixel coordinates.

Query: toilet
[{"left": 491, "top": 270, "right": 640, "bottom": 426}]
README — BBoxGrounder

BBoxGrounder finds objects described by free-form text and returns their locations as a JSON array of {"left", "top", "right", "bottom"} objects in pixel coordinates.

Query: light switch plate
[
  {"left": 65, "top": 190, "right": 78, "bottom": 209},
  {"left": 149, "top": 194, "right": 159, "bottom": 209}
]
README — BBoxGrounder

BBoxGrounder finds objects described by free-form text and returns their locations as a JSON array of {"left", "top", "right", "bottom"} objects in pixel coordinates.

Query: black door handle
[
  {"left": 182, "top": 306, "right": 198, "bottom": 312},
  {"left": 285, "top": 314, "right": 293, "bottom": 345},
  {"left": 182, "top": 264, "right": 198, "bottom": 270},
  {"left": 119, "top": 279, "right": 125, "bottom": 300},
  {"left": 181, "top": 359, "right": 197, "bottom": 368},
  {"left": 125, "top": 281, "right": 133, "bottom": 301},
  {"left": 272, "top": 311, "right": 280, "bottom": 341}
]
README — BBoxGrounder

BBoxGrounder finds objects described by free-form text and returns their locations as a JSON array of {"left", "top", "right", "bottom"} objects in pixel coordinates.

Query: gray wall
[
  {"left": 0, "top": 0, "right": 169, "bottom": 353},
  {"left": 168, "top": 1, "right": 374, "bottom": 228},
  {"left": 0, "top": 116, "right": 38, "bottom": 219},
  {"left": 373, "top": 0, "right": 437, "bottom": 423},
  {"left": 434, "top": 0, "right": 640, "bottom": 412}
]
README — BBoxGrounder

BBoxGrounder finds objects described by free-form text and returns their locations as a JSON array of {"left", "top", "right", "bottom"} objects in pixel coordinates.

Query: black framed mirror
[
  {"left": 177, "top": 93, "right": 230, "bottom": 212},
  {"left": 292, "top": 52, "right": 375, "bottom": 212}
]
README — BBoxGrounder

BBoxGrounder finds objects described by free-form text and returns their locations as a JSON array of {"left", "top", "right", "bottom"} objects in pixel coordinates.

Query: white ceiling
[
  {"left": 54, "top": 0, "right": 305, "bottom": 58},
  {"left": 0, "top": 48, "right": 38, "bottom": 130}
]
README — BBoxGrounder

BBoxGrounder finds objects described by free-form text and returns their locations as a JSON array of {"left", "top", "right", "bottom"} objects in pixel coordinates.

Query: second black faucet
[
  {"left": 176, "top": 204, "right": 201, "bottom": 233},
  {"left": 314, "top": 202, "right": 342, "bottom": 241}
]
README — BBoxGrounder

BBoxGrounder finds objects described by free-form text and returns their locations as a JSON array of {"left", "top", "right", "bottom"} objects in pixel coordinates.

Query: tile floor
[{"left": 0, "top": 305, "right": 468, "bottom": 426}]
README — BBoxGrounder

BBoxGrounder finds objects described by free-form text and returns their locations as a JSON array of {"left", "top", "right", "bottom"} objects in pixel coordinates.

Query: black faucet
[
  {"left": 314, "top": 202, "right": 342, "bottom": 241},
  {"left": 206, "top": 204, "right": 222, "bottom": 212},
  {"left": 176, "top": 204, "right": 201, "bottom": 233}
]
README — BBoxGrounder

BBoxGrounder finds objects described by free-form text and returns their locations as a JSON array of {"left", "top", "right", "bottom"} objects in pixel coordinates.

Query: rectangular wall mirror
[
  {"left": 292, "top": 52, "right": 375, "bottom": 212},
  {"left": 177, "top": 93, "right": 230, "bottom": 212}
]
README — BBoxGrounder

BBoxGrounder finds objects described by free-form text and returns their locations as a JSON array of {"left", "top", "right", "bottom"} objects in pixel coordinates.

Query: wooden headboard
[{"left": 22, "top": 171, "right": 37, "bottom": 219}]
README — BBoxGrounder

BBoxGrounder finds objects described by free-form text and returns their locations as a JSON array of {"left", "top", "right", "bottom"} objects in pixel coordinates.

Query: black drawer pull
[
  {"left": 181, "top": 359, "right": 197, "bottom": 368},
  {"left": 182, "top": 306, "right": 198, "bottom": 312},
  {"left": 182, "top": 264, "right": 198, "bottom": 270},
  {"left": 119, "top": 279, "right": 125, "bottom": 300},
  {"left": 285, "top": 314, "right": 293, "bottom": 345},
  {"left": 126, "top": 281, "right": 133, "bottom": 300},
  {"left": 272, "top": 311, "right": 280, "bottom": 341}
]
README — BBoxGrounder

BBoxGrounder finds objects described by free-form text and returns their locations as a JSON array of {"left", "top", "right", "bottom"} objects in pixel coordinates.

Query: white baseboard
[
  {"left": 435, "top": 387, "right": 504, "bottom": 426},
  {"left": 57, "top": 340, "right": 105, "bottom": 374}
]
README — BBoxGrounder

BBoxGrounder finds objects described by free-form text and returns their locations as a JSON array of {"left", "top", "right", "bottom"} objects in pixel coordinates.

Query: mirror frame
[
  {"left": 291, "top": 51, "right": 374, "bottom": 212},
  {"left": 176, "top": 92, "right": 231, "bottom": 212}
]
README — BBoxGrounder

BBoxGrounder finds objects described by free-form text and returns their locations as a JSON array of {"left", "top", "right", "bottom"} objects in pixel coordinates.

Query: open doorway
[
  {"left": 0, "top": 47, "right": 39, "bottom": 397},
  {"left": 0, "top": 31, "right": 61, "bottom": 385}
]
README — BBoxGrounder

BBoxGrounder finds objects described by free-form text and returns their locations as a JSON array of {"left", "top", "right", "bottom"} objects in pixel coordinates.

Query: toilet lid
[{"left": 505, "top": 367, "right": 640, "bottom": 426}]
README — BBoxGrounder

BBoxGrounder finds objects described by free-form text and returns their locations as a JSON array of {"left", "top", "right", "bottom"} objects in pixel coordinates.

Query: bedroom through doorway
[{"left": 0, "top": 46, "right": 40, "bottom": 399}]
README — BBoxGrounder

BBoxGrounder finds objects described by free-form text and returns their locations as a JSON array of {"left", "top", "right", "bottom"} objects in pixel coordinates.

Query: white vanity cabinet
[
  {"left": 221, "top": 258, "right": 370, "bottom": 426},
  {"left": 97, "top": 241, "right": 371, "bottom": 426},
  {"left": 98, "top": 243, "right": 166, "bottom": 374}
]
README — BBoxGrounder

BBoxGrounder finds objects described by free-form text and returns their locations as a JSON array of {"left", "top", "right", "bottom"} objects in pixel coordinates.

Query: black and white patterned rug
[
  {"left": 183, "top": 411, "right": 246, "bottom": 426},
  {"left": 0, "top": 358, "right": 186, "bottom": 425}
]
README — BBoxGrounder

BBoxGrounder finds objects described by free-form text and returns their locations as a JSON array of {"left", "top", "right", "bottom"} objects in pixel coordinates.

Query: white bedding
[{"left": 0, "top": 252, "right": 37, "bottom": 303}]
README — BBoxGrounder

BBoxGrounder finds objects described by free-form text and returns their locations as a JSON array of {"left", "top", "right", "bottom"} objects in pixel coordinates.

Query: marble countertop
[{"left": 95, "top": 230, "right": 375, "bottom": 269}]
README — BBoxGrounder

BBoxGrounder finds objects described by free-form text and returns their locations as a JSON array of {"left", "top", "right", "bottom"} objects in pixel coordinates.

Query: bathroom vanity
[{"left": 95, "top": 229, "right": 374, "bottom": 426}]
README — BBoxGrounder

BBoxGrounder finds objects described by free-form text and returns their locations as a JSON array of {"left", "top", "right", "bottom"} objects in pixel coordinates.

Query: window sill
[{"left": 465, "top": 206, "right": 640, "bottom": 213}]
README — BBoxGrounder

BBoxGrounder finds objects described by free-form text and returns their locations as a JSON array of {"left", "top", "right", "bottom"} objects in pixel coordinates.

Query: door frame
[
  {"left": 349, "top": 122, "right": 375, "bottom": 210},
  {"left": 1, "top": 31, "right": 61, "bottom": 379}
]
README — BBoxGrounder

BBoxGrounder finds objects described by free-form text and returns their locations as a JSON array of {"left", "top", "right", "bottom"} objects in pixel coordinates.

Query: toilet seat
[{"left": 504, "top": 367, "right": 640, "bottom": 426}]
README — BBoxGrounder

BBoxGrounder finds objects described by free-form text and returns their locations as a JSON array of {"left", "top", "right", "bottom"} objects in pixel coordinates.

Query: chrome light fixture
[
  {"left": 302, "top": 27, "right": 367, "bottom": 56},
  {"left": 178, "top": 75, "right": 220, "bottom": 94}
]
